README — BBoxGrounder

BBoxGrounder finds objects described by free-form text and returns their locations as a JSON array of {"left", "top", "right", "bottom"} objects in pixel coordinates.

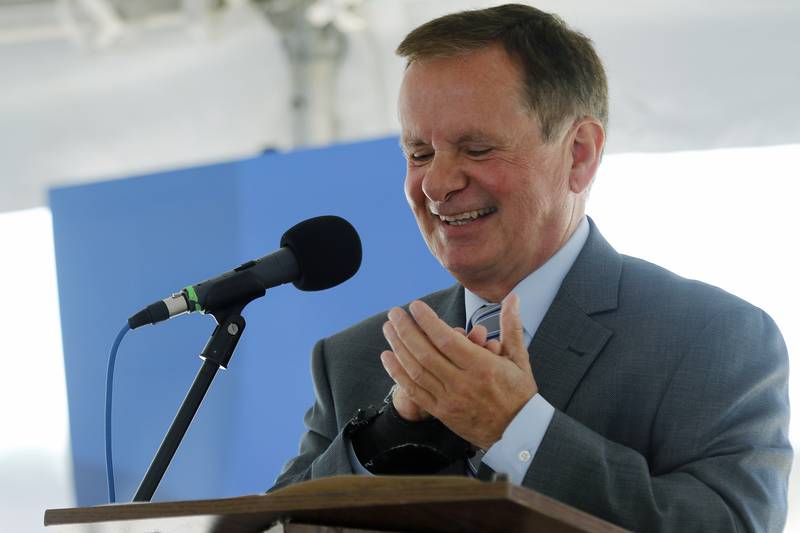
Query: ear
[{"left": 568, "top": 119, "right": 605, "bottom": 194}]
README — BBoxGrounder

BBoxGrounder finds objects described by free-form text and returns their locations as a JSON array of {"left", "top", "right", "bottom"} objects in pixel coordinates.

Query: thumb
[
  {"left": 500, "top": 293, "right": 528, "bottom": 367},
  {"left": 391, "top": 384, "right": 430, "bottom": 421}
]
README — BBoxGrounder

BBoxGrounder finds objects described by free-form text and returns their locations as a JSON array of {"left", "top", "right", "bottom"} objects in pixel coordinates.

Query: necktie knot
[{"left": 467, "top": 303, "right": 502, "bottom": 341}]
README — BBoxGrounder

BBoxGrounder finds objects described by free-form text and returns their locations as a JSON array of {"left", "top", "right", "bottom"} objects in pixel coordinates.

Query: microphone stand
[{"left": 132, "top": 305, "right": 246, "bottom": 502}]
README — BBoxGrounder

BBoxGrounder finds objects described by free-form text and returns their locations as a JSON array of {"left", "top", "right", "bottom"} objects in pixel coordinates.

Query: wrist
[{"left": 480, "top": 390, "right": 538, "bottom": 450}]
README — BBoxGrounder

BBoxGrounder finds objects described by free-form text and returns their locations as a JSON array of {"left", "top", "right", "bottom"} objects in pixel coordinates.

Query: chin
[{"left": 438, "top": 255, "right": 491, "bottom": 281}]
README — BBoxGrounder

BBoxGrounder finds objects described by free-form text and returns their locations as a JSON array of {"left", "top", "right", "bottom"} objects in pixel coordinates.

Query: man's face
[{"left": 398, "top": 45, "right": 580, "bottom": 299}]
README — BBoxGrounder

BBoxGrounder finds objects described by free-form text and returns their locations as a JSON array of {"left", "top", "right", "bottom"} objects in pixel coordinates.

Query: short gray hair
[{"left": 396, "top": 3, "right": 608, "bottom": 141}]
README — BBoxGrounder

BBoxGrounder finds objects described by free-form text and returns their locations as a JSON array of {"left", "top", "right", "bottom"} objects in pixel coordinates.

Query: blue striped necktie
[
  {"left": 467, "top": 303, "right": 502, "bottom": 340},
  {"left": 465, "top": 302, "right": 502, "bottom": 478}
]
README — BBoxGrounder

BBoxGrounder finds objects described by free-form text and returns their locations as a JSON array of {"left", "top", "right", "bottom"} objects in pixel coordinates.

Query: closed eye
[
  {"left": 466, "top": 148, "right": 492, "bottom": 157},
  {"left": 409, "top": 151, "right": 434, "bottom": 164}
]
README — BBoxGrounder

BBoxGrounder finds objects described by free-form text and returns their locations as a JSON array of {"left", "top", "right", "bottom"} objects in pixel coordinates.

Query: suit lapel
[
  {"left": 530, "top": 297, "right": 613, "bottom": 411},
  {"left": 530, "top": 219, "right": 621, "bottom": 412},
  {"left": 424, "top": 283, "right": 466, "bottom": 329}
]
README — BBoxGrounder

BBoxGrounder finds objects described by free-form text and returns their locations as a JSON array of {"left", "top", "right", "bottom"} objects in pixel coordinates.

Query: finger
[
  {"left": 383, "top": 320, "right": 446, "bottom": 396},
  {"left": 454, "top": 327, "right": 467, "bottom": 336},
  {"left": 485, "top": 338, "right": 502, "bottom": 355},
  {"left": 466, "top": 324, "right": 488, "bottom": 346},
  {"left": 406, "top": 300, "right": 485, "bottom": 369},
  {"left": 380, "top": 350, "right": 437, "bottom": 411},
  {"left": 387, "top": 306, "right": 463, "bottom": 377},
  {"left": 499, "top": 293, "right": 528, "bottom": 367}
]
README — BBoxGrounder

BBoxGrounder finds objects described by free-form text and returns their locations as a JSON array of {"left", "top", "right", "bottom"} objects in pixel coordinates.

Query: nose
[{"left": 421, "top": 152, "right": 468, "bottom": 203}]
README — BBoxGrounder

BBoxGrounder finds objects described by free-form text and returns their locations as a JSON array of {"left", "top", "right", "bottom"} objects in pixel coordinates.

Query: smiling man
[
  {"left": 399, "top": 42, "right": 598, "bottom": 303},
  {"left": 273, "top": 4, "right": 791, "bottom": 531}
]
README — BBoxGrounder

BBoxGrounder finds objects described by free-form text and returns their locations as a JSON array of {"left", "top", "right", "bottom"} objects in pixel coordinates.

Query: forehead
[
  {"left": 397, "top": 46, "right": 529, "bottom": 142},
  {"left": 399, "top": 46, "right": 524, "bottom": 106}
]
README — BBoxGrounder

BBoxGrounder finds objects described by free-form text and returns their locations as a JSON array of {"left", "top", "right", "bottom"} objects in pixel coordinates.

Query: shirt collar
[{"left": 464, "top": 216, "right": 590, "bottom": 340}]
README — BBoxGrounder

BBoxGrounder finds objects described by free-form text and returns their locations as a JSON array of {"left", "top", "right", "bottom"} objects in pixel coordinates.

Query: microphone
[{"left": 128, "top": 215, "right": 362, "bottom": 329}]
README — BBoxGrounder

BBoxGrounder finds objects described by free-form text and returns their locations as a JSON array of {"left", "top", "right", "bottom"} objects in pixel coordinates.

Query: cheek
[
  {"left": 404, "top": 170, "right": 426, "bottom": 211},
  {"left": 496, "top": 185, "right": 551, "bottom": 236}
]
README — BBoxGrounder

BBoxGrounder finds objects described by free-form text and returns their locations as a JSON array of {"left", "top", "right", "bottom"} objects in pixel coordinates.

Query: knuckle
[
  {"left": 404, "top": 383, "right": 418, "bottom": 398},
  {"left": 437, "top": 333, "right": 456, "bottom": 352}
]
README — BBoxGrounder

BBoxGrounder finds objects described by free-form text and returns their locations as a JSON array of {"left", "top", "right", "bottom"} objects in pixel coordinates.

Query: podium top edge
[{"left": 45, "top": 475, "right": 628, "bottom": 533}]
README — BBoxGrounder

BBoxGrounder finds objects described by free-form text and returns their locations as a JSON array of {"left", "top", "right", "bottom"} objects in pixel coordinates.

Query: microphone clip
[{"left": 200, "top": 307, "right": 246, "bottom": 370}]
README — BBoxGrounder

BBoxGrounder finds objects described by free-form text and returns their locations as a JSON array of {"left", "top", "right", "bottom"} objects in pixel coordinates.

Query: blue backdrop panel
[{"left": 50, "top": 137, "right": 454, "bottom": 506}]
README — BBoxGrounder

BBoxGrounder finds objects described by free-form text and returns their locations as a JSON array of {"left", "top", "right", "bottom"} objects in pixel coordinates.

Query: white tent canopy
[{"left": 0, "top": 0, "right": 798, "bottom": 212}]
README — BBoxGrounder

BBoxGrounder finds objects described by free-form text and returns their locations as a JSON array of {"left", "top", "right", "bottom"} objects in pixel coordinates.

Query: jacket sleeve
[
  {"left": 270, "top": 338, "right": 355, "bottom": 491},
  {"left": 523, "top": 306, "right": 792, "bottom": 532}
]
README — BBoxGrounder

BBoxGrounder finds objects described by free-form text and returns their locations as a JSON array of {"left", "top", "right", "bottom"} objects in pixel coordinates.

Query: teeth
[{"left": 437, "top": 207, "right": 496, "bottom": 225}]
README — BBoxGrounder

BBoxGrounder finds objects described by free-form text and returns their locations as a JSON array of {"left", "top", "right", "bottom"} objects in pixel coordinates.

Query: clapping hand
[{"left": 381, "top": 294, "right": 537, "bottom": 450}]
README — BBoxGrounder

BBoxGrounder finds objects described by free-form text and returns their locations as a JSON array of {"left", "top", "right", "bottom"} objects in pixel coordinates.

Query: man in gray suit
[{"left": 274, "top": 4, "right": 791, "bottom": 531}]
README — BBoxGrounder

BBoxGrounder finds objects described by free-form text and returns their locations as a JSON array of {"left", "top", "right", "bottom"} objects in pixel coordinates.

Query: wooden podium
[{"left": 44, "top": 475, "right": 628, "bottom": 532}]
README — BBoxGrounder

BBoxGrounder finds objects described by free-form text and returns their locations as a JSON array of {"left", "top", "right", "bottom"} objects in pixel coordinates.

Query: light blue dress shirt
[
  {"left": 467, "top": 216, "right": 589, "bottom": 483},
  {"left": 348, "top": 217, "right": 590, "bottom": 483}
]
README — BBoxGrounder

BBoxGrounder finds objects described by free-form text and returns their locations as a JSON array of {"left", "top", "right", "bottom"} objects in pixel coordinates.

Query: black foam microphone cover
[{"left": 279, "top": 215, "right": 362, "bottom": 291}]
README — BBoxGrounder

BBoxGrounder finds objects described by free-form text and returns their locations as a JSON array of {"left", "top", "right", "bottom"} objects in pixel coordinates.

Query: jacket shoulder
[{"left": 618, "top": 254, "right": 764, "bottom": 318}]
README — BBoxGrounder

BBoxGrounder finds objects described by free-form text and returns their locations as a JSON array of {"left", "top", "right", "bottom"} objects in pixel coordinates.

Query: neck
[{"left": 460, "top": 211, "right": 584, "bottom": 303}]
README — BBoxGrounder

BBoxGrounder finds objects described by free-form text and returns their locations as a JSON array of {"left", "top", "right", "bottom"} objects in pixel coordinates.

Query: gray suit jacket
[{"left": 273, "top": 220, "right": 792, "bottom": 532}]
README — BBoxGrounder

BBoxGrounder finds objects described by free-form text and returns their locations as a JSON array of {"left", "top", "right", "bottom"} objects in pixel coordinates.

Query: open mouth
[{"left": 436, "top": 207, "right": 497, "bottom": 226}]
